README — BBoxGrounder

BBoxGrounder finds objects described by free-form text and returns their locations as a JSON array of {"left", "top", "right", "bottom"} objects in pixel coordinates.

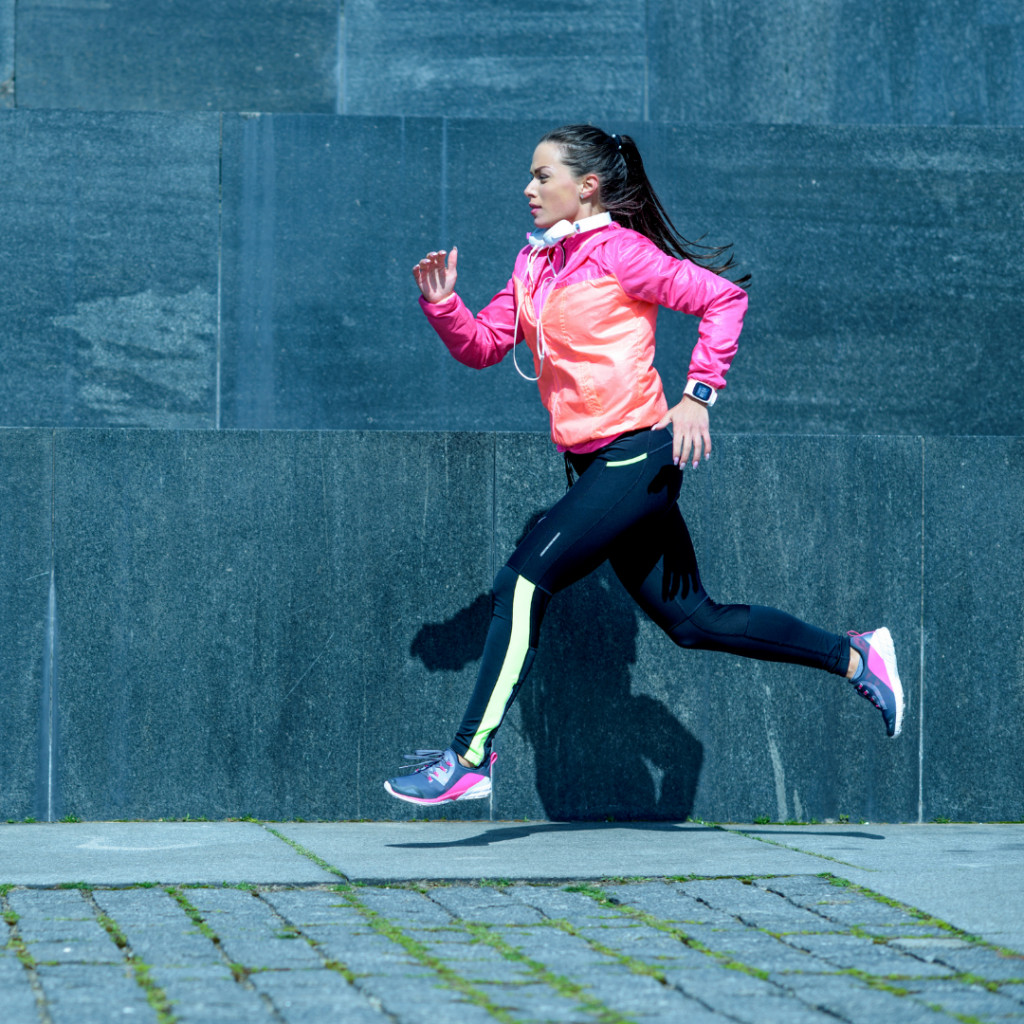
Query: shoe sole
[
  {"left": 872, "top": 627, "right": 905, "bottom": 739},
  {"left": 383, "top": 778, "right": 491, "bottom": 805}
]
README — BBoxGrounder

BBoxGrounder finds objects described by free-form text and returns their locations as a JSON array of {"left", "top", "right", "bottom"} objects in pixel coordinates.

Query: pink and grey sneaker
[
  {"left": 847, "top": 627, "right": 905, "bottom": 738},
  {"left": 383, "top": 748, "right": 496, "bottom": 805}
]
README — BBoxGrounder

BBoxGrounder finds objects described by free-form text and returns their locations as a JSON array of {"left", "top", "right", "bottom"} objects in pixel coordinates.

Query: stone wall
[
  {"left": 7, "top": 1, "right": 1024, "bottom": 125},
  {"left": 1, "top": 428, "right": 1020, "bottom": 824},
  {"left": 3, "top": 110, "right": 1022, "bottom": 436}
]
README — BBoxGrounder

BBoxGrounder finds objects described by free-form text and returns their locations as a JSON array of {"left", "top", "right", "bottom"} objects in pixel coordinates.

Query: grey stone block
[
  {"left": 648, "top": 0, "right": 1024, "bottom": 127},
  {"left": 425, "top": 887, "right": 544, "bottom": 924},
  {"left": 352, "top": 887, "right": 453, "bottom": 925},
  {"left": 0, "top": 112, "right": 220, "bottom": 429},
  {"left": 51, "top": 428, "right": 492, "bottom": 821},
  {"left": 905, "top": 980, "right": 1024, "bottom": 1021},
  {"left": 922, "top": 437, "right": 1024, "bottom": 822},
  {"left": 342, "top": 0, "right": 646, "bottom": 120},
  {"left": 222, "top": 115, "right": 1024, "bottom": 440},
  {"left": 91, "top": 889, "right": 224, "bottom": 968},
  {"left": 249, "top": 969, "right": 384, "bottom": 1024},
  {"left": 0, "top": 430, "right": 53, "bottom": 821},
  {"left": 260, "top": 890, "right": 364, "bottom": 928},
  {"left": 218, "top": 114, "right": 551, "bottom": 436},
  {"left": 15, "top": 0, "right": 340, "bottom": 113},
  {"left": 0, "top": 0, "right": 12, "bottom": 107},
  {"left": 0, "top": 953, "right": 42, "bottom": 1023},
  {"left": 35, "top": 964, "right": 155, "bottom": 1022}
]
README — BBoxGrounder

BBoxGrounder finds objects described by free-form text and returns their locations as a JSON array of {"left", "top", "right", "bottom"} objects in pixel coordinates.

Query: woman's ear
[{"left": 579, "top": 173, "right": 601, "bottom": 202}]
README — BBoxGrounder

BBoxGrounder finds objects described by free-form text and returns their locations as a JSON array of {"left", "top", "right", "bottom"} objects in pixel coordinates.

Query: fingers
[
  {"left": 411, "top": 250, "right": 455, "bottom": 301},
  {"left": 448, "top": 246, "right": 458, "bottom": 274}
]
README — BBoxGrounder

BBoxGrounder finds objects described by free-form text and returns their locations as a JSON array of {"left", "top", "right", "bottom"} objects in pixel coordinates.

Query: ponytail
[{"left": 539, "top": 125, "right": 749, "bottom": 286}]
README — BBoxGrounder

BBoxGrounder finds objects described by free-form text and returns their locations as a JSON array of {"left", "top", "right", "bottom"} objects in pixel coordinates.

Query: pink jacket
[{"left": 420, "top": 220, "right": 747, "bottom": 450}]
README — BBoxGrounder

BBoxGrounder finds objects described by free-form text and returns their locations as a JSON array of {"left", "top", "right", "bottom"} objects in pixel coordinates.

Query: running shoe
[
  {"left": 383, "top": 748, "right": 496, "bottom": 805},
  {"left": 847, "top": 627, "right": 905, "bottom": 738}
]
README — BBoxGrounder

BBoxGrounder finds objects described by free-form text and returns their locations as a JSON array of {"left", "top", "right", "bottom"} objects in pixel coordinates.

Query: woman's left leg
[
  {"left": 384, "top": 429, "right": 682, "bottom": 805},
  {"left": 608, "top": 488, "right": 904, "bottom": 736}
]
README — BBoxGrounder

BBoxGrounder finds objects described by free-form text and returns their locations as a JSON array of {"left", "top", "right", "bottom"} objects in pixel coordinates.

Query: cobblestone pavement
[{"left": 3, "top": 875, "right": 1024, "bottom": 1023}]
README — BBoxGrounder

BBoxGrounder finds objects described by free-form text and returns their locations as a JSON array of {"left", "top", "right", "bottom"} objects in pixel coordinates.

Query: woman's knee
[{"left": 668, "top": 598, "right": 750, "bottom": 648}]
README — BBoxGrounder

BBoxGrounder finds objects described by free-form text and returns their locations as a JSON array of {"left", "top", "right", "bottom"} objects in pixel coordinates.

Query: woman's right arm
[{"left": 414, "top": 248, "right": 521, "bottom": 369}]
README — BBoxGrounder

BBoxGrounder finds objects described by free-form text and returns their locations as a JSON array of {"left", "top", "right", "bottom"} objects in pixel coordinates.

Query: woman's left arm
[{"left": 617, "top": 236, "right": 748, "bottom": 467}]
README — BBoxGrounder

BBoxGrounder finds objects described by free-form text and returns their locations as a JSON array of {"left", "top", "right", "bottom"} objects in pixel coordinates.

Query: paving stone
[
  {"left": 186, "top": 889, "right": 322, "bottom": 970},
  {"left": 354, "top": 975, "right": 497, "bottom": 1024},
  {"left": 0, "top": 953, "right": 39, "bottom": 1022},
  {"left": 999, "top": 985, "right": 1024, "bottom": 1007},
  {"left": 249, "top": 967, "right": 384, "bottom": 1024},
  {"left": 781, "top": 972, "right": 964, "bottom": 1024},
  {"left": 780, "top": 932, "right": 955, "bottom": 977},
  {"left": 491, "top": 925, "right": 609, "bottom": 968},
  {"left": 929, "top": 946, "right": 1024, "bottom": 983},
  {"left": 149, "top": 965, "right": 274, "bottom": 1022},
  {"left": 92, "top": 888, "right": 224, "bottom": 967},
  {"left": 692, "top": 931, "right": 826, "bottom": 974},
  {"left": 9, "top": 890, "right": 122, "bottom": 965},
  {"left": 759, "top": 878, "right": 920, "bottom": 928},
  {"left": 507, "top": 884, "right": 621, "bottom": 921},
  {"left": 681, "top": 877, "right": 831, "bottom": 931},
  {"left": 426, "top": 887, "right": 546, "bottom": 924},
  {"left": 471, "top": 980, "right": 601, "bottom": 1022},
  {"left": 903, "top": 979, "right": 1024, "bottom": 1021},
  {"left": 260, "top": 890, "right": 364, "bottom": 928},
  {"left": 36, "top": 963, "right": 156, "bottom": 1023},
  {"left": 352, "top": 886, "right": 453, "bottom": 925}
]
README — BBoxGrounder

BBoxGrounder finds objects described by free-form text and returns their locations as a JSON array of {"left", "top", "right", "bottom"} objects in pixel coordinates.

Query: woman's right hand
[{"left": 413, "top": 247, "right": 458, "bottom": 304}]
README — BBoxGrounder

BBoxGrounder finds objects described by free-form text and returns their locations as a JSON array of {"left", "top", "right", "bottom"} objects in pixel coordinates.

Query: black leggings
[{"left": 452, "top": 428, "right": 851, "bottom": 764}]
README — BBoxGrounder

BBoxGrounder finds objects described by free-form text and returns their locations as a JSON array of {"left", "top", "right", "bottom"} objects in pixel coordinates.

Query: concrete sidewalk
[{"left": 2, "top": 820, "right": 1022, "bottom": 952}]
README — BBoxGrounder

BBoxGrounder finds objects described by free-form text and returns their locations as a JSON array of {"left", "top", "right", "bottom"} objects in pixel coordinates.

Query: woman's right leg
[
  {"left": 609, "top": 502, "right": 851, "bottom": 674},
  {"left": 609, "top": 501, "right": 904, "bottom": 735}
]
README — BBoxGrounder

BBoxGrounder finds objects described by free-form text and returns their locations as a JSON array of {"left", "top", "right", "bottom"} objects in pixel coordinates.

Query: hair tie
[{"left": 611, "top": 133, "right": 623, "bottom": 151}]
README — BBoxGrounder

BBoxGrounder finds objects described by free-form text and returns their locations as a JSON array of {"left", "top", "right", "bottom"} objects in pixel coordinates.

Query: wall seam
[
  {"left": 643, "top": 0, "right": 650, "bottom": 121},
  {"left": 917, "top": 435, "right": 925, "bottom": 824},
  {"left": 335, "top": 0, "right": 345, "bottom": 115},
  {"left": 215, "top": 112, "right": 223, "bottom": 430},
  {"left": 5, "top": 0, "right": 16, "bottom": 108},
  {"left": 46, "top": 428, "right": 57, "bottom": 822}
]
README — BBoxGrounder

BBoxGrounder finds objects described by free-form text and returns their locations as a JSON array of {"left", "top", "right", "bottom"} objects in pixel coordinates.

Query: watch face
[{"left": 693, "top": 382, "right": 712, "bottom": 401}]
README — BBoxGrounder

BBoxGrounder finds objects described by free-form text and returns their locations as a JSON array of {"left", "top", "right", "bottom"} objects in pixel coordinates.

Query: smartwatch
[{"left": 684, "top": 378, "right": 717, "bottom": 407}]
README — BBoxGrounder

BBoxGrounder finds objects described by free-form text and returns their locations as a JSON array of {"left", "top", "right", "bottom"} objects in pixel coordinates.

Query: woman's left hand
[{"left": 655, "top": 395, "right": 711, "bottom": 468}]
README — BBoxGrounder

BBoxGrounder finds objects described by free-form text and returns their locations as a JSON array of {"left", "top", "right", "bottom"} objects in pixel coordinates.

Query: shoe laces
[{"left": 399, "top": 749, "right": 449, "bottom": 773}]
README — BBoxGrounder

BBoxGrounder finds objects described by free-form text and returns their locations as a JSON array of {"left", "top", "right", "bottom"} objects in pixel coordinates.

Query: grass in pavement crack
[
  {"left": 260, "top": 825, "right": 348, "bottom": 880},
  {"left": 2, "top": 891, "right": 53, "bottom": 1023},
  {"left": 255, "top": 891, "right": 360, "bottom": 985},
  {"left": 331, "top": 887, "right": 517, "bottom": 1023},
  {"left": 165, "top": 886, "right": 249, "bottom": 983},
  {"left": 565, "top": 882, "right": 769, "bottom": 982},
  {"left": 545, "top": 917, "right": 669, "bottom": 986},
  {"left": 819, "top": 871, "right": 1024, "bottom": 973},
  {"left": 461, "top": 920, "right": 639, "bottom": 1024},
  {"left": 87, "top": 893, "right": 176, "bottom": 1024},
  {"left": 702, "top": 822, "right": 871, "bottom": 871}
]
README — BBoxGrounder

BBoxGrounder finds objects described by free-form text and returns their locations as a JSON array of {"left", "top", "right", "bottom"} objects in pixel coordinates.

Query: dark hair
[{"left": 539, "top": 124, "right": 749, "bottom": 286}]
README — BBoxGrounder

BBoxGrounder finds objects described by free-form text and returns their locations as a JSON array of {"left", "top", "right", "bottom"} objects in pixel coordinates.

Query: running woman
[{"left": 384, "top": 125, "right": 903, "bottom": 806}]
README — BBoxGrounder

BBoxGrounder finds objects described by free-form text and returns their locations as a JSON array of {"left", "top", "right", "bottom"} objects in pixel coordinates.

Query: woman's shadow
[{"left": 411, "top": 511, "right": 704, "bottom": 821}]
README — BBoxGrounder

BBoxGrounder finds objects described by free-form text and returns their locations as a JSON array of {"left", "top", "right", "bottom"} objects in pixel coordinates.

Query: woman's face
[{"left": 525, "top": 142, "right": 588, "bottom": 230}]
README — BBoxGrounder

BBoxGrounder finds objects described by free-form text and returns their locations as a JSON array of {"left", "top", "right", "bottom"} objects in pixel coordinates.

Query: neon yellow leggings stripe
[
  {"left": 466, "top": 575, "right": 536, "bottom": 764},
  {"left": 605, "top": 453, "right": 648, "bottom": 467}
]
